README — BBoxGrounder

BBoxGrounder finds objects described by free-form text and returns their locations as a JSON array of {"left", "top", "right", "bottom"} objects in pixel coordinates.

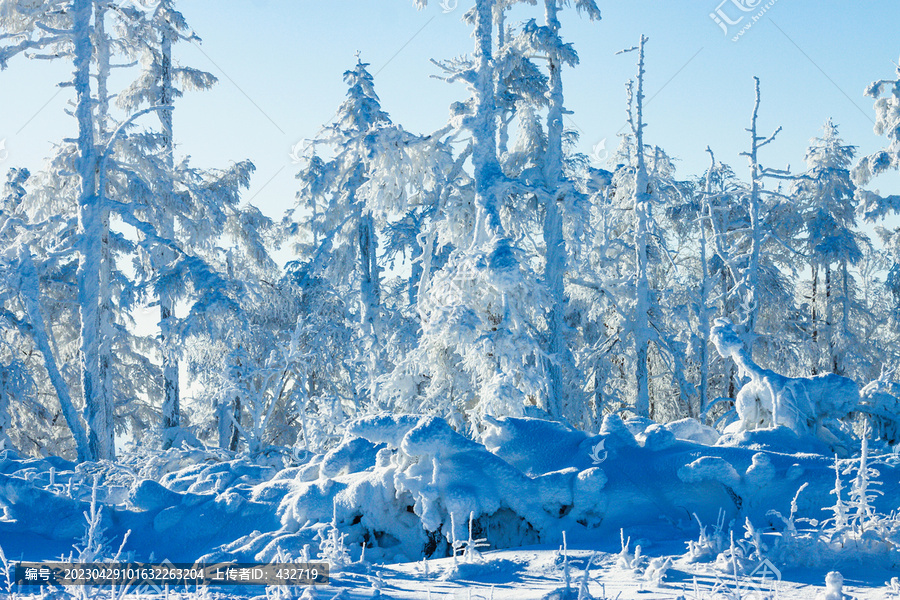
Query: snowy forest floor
[
  {"left": 324, "top": 545, "right": 898, "bottom": 599},
  {"left": 1, "top": 414, "right": 899, "bottom": 599}
]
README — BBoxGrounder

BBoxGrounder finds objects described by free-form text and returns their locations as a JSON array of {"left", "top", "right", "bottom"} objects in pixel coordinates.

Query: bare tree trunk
[
  {"left": 811, "top": 262, "right": 818, "bottom": 375},
  {"left": 159, "top": 17, "right": 181, "bottom": 449},
  {"left": 229, "top": 397, "right": 241, "bottom": 452},
  {"left": 74, "top": 0, "right": 114, "bottom": 461},
  {"left": 541, "top": 0, "right": 573, "bottom": 420},
  {"left": 836, "top": 259, "right": 850, "bottom": 376},
  {"left": 825, "top": 263, "right": 835, "bottom": 373},
  {"left": 630, "top": 36, "right": 652, "bottom": 419}
]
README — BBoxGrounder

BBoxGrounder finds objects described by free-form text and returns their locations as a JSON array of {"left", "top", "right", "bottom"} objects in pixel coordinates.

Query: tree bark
[{"left": 811, "top": 262, "right": 818, "bottom": 375}]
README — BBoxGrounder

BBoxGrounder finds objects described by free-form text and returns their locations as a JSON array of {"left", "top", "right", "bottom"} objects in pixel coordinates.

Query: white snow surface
[{"left": 1, "top": 414, "right": 899, "bottom": 598}]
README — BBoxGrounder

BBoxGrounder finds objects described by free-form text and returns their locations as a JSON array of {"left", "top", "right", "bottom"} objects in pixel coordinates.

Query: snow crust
[{"left": 1, "top": 414, "right": 899, "bottom": 598}]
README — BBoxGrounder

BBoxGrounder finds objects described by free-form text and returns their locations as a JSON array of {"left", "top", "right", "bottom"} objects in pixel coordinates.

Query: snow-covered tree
[
  {"left": 738, "top": 76, "right": 782, "bottom": 356},
  {"left": 1, "top": 0, "right": 270, "bottom": 459},
  {"left": 853, "top": 59, "right": 900, "bottom": 211},
  {"left": 0, "top": 167, "right": 87, "bottom": 456},
  {"left": 853, "top": 58, "right": 900, "bottom": 368},
  {"left": 626, "top": 36, "right": 653, "bottom": 419},
  {"left": 711, "top": 78, "right": 805, "bottom": 383},
  {"left": 574, "top": 38, "right": 694, "bottom": 420},
  {"left": 524, "top": 0, "right": 600, "bottom": 422},
  {"left": 111, "top": 0, "right": 259, "bottom": 449},
  {"left": 795, "top": 120, "right": 867, "bottom": 377},
  {"left": 690, "top": 148, "right": 727, "bottom": 411},
  {"left": 0, "top": 0, "right": 114, "bottom": 460},
  {"left": 382, "top": 0, "right": 552, "bottom": 428},
  {"left": 287, "top": 58, "right": 449, "bottom": 412}
]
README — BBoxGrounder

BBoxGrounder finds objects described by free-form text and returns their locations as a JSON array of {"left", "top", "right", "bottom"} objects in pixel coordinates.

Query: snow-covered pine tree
[
  {"left": 794, "top": 120, "right": 868, "bottom": 378},
  {"left": 113, "top": 0, "right": 234, "bottom": 448},
  {"left": 383, "top": 0, "right": 551, "bottom": 428},
  {"left": 0, "top": 0, "right": 115, "bottom": 460},
  {"left": 288, "top": 59, "right": 386, "bottom": 405},
  {"left": 287, "top": 58, "right": 448, "bottom": 415}
]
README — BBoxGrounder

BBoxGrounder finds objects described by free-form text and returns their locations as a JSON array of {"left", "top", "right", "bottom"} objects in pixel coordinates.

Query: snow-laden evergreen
[{"left": 795, "top": 120, "right": 869, "bottom": 379}]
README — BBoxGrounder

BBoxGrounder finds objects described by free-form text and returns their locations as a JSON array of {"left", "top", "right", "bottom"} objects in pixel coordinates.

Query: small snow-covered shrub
[
  {"left": 725, "top": 431, "right": 900, "bottom": 572},
  {"left": 887, "top": 576, "right": 900, "bottom": 598},
  {"left": 0, "top": 545, "right": 17, "bottom": 600},
  {"left": 684, "top": 509, "right": 730, "bottom": 563},
  {"left": 450, "top": 511, "right": 489, "bottom": 563},
  {"left": 615, "top": 529, "right": 645, "bottom": 573},
  {"left": 316, "top": 521, "right": 351, "bottom": 570},
  {"left": 815, "top": 571, "right": 845, "bottom": 600}
]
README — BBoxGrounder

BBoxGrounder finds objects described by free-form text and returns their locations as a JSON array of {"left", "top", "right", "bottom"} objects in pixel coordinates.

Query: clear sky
[{"left": 2, "top": 0, "right": 900, "bottom": 226}]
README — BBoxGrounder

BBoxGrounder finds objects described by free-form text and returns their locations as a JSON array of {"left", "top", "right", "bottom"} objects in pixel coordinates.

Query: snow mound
[
  {"left": 677, "top": 456, "right": 741, "bottom": 487},
  {"left": 481, "top": 416, "right": 588, "bottom": 475},
  {"left": 711, "top": 318, "right": 900, "bottom": 446},
  {"left": 664, "top": 418, "right": 721, "bottom": 445}
]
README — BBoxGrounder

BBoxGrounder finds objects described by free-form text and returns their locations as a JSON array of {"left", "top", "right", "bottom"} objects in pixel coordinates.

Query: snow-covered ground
[
  {"left": 1, "top": 414, "right": 899, "bottom": 599},
  {"left": 324, "top": 545, "right": 899, "bottom": 599}
]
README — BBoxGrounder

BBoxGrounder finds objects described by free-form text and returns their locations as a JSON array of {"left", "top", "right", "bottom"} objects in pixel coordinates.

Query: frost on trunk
[
  {"left": 459, "top": 0, "right": 547, "bottom": 419},
  {"left": 471, "top": 0, "right": 504, "bottom": 243},
  {"left": 73, "top": 0, "right": 114, "bottom": 461},
  {"left": 736, "top": 77, "right": 782, "bottom": 361},
  {"left": 157, "top": 15, "right": 180, "bottom": 448},
  {"left": 627, "top": 35, "right": 652, "bottom": 419},
  {"left": 94, "top": 0, "right": 119, "bottom": 458},
  {"left": 17, "top": 249, "right": 91, "bottom": 461},
  {"left": 358, "top": 211, "right": 380, "bottom": 347},
  {"left": 217, "top": 395, "right": 241, "bottom": 452},
  {"left": 695, "top": 147, "right": 718, "bottom": 411},
  {"left": 537, "top": 0, "right": 598, "bottom": 421}
]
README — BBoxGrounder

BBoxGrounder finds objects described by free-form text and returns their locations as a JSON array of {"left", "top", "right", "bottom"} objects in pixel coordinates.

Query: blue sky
[{"left": 2, "top": 0, "right": 900, "bottom": 223}]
